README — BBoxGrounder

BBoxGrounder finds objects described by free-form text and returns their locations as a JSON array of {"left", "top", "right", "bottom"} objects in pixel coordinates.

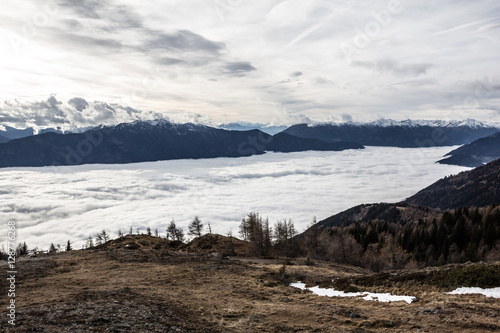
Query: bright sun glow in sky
[{"left": 1, "top": 0, "right": 500, "bottom": 126}]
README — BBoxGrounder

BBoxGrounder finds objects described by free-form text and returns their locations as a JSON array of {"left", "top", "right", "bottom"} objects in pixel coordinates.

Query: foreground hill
[
  {"left": 2, "top": 235, "right": 498, "bottom": 332},
  {"left": 0, "top": 120, "right": 362, "bottom": 168},
  {"left": 438, "top": 131, "right": 500, "bottom": 167},
  {"left": 405, "top": 158, "right": 500, "bottom": 210},
  {"left": 283, "top": 119, "right": 498, "bottom": 147}
]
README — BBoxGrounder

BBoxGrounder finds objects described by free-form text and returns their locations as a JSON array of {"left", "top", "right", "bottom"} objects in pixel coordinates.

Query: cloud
[
  {"left": 0, "top": 96, "right": 169, "bottom": 130},
  {"left": 68, "top": 97, "right": 89, "bottom": 111},
  {"left": 0, "top": 0, "right": 499, "bottom": 124},
  {"left": 0, "top": 147, "right": 469, "bottom": 249},
  {"left": 145, "top": 30, "right": 225, "bottom": 54},
  {"left": 57, "top": 0, "right": 142, "bottom": 28},
  {"left": 340, "top": 113, "right": 353, "bottom": 122},
  {"left": 352, "top": 59, "right": 433, "bottom": 77},
  {"left": 57, "top": 0, "right": 102, "bottom": 19},
  {"left": 222, "top": 62, "right": 257, "bottom": 76},
  {"left": 157, "top": 57, "right": 184, "bottom": 66}
]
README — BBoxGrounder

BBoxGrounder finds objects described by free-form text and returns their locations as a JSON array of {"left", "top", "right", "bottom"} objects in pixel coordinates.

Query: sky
[
  {"left": 0, "top": 147, "right": 469, "bottom": 249},
  {"left": 1, "top": 0, "right": 500, "bottom": 127}
]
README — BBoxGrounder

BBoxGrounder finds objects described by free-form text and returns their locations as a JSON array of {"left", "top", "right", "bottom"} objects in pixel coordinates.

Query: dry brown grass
[{"left": 1, "top": 235, "right": 499, "bottom": 332}]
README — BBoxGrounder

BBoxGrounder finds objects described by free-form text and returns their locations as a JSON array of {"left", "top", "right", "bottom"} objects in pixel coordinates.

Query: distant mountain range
[
  {"left": 283, "top": 119, "right": 498, "bottom": 147},
  {"left": 0, "top": 122, "right": 286, "bottom": 142},
  {"left": 438, "top": 131, "right": 500, "bottom": 167},
  {"left": 0, "top": 125, "right": 65, "bottom": 143},
  {"left": 2, "top": 118, "right": 499, "bottom": 168},
  {"left": 0, "top": 120, "right": 362, "bottom": 168},
  {"left": 218, "top": 122, "right": 287, "bottom": 135}
]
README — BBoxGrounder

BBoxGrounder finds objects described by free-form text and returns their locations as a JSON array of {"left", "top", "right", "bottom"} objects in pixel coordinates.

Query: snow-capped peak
[{"left": 310, "top": 118, "right": 495, "bottom": 128}]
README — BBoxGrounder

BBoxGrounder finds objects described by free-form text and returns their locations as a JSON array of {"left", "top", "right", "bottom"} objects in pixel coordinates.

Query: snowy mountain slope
[{"left": 284, "top": 120, "right": 498, "bottom": 147}]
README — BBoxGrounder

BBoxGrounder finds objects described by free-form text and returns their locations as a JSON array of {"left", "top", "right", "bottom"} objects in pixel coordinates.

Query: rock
[{"left": 350, "top": 312, "right": 361, "bottom": 319}]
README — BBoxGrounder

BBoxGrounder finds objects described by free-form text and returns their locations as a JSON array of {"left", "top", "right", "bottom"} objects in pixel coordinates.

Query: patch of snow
[
  {"left": 447, "top": 287, "right": 500, "bottom": 299},
  {"left": 290, "top": 282, "right": 416, "bottom": 304}
]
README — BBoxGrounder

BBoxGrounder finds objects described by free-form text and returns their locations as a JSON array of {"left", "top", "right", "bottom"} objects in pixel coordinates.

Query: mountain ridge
[
  {"left": 438, "top": 131, "right": 500, "bottom": 167},
  {"left": 283, "top": 121, "right": 498, "bottom": 147},
  {"left": 0, "top": 120, "right": 362, "bottom": 168},
  {"left": 405, "top": 157, "right": 500, "bottom": 210}
]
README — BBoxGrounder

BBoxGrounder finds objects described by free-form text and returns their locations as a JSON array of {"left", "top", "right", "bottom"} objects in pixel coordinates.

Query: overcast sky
[{"left": 1, "top": 0, "right": 500, "bottom": 126}]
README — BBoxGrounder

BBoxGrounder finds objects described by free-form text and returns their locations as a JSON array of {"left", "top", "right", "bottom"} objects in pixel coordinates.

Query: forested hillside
[
  {"left": 302, "top": 205, "right": 500, "bottom": 271},
  {"left": 405, "top": 158, "right": 500, "bottom": 209}
]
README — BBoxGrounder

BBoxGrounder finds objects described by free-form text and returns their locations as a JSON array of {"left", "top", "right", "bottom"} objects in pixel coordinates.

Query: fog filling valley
[{"left": 0, "top": 146, "right": 469, "bottom": 250}]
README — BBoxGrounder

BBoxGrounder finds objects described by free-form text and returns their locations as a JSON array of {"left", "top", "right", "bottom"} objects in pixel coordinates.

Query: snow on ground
[
  {"left": 290, "top": 282, "right": 417, "bottom": 304},
  {"left": 447, "top": 287, "right": 500, "bottom": 299}
]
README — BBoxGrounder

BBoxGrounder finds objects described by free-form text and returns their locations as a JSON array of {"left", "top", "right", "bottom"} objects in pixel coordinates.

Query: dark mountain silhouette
[
  {"left": 265, "top": 132, "right": 362, "bottom": 152},
  {"left": 438, "top": 131, "right": 500, "bottom": 167},
  {"left": 283, "top": 120, "right": 498, "bottom": 147},
  {"left": 405, "top": 158, "right": 500, "bottom": 210},
  {"left": 0, "top": 120, "right": 363, "bottom": 168}
]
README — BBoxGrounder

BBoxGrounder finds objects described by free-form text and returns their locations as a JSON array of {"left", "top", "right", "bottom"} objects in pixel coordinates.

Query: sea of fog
[{"left": 0, "top": 146, "right": 469, "bottom": 250}]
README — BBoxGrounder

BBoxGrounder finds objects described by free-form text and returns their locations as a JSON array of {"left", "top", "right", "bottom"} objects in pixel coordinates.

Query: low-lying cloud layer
[{"left": 0, "top": 147, "right": 468, "bottom": 250}]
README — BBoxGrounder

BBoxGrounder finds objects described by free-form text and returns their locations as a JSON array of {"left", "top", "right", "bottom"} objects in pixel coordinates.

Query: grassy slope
[{"left": 1, "top": 235, "right": 499, "bottom": 332}]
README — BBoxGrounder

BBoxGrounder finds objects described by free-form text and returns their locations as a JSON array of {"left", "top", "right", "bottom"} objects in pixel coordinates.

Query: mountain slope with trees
[
  {"left": 298, "top": 156, "right": 500, "bottom": 271},
  {"left": 315, "top": 203, "right": 438, "bottom": 228},
  {"left": 302, "top": 205, "right": 500, "bottom": 271},
  {"left": 405, "top": 158, "right": 500, "bottom": 210},
  {"left": 438, "top": 131, "right": 500, "bottom": 167}
]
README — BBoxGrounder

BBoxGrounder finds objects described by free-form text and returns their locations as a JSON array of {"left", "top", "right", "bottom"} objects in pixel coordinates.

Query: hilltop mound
[
  {"left": 96, "top": 234, "right": 185, "bottom": 251},
  {"left": 186, "top": 234, "right": 251, "bottom": 256}
]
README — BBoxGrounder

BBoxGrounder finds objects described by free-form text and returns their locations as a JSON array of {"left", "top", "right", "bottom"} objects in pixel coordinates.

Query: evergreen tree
[
  {"left": 49, "top": 243, "right": 57, "bottom": 253},
  {"left": 86, "top": 235, "right": 94, "bottom": 248},
  {"left": 66, "top": 240, "right": 72, "bottom": 251},
  {"left": 95, "top": 233, "right": 103, "bottom": 246},
  {"left": 188, "top": 216, "right": 204, "bottom": 238},
  {"left": 175, "top": 227, "right": 185, "bottom": 242},
  {"left": 167, "top": 219, "right": 177, "bottom": 240},
  {"left": 101, "top": 230, "right": 109, "bottom": 242},
  {"left": 16, "top": 242, "right": 28, "bottom": 256}
]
